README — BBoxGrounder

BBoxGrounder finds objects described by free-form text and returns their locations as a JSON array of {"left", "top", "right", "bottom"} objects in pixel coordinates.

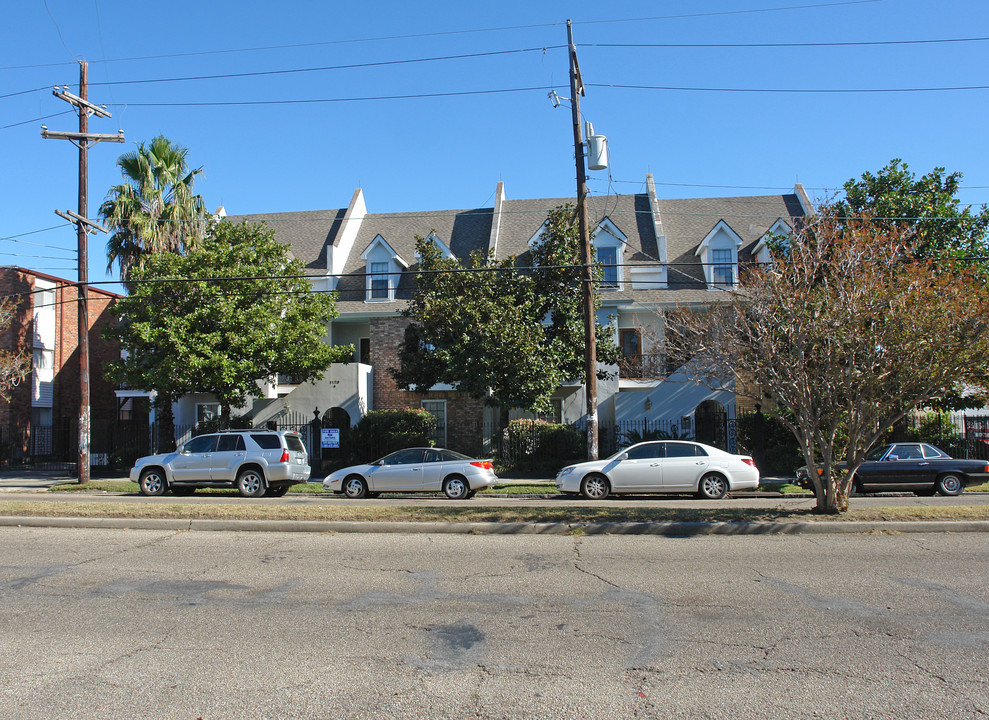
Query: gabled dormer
[
  {"left": 416, "top": 231, "right": 456, "bottom": 261},
  {"left": 360, "top": 235, "right": 409, "bottom": 302},
  {"left": 592, "top": 217, "right": 627, "bottom": 291},
  {"left": 751, "top": 218, "right": 793, "bottom": 264},
  {"left": 696, "top": 220, "right": 743, "bottom": 289}
]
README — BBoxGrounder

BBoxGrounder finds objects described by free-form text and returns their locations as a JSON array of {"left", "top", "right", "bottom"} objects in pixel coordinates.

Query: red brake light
[
  {"left": 742, "top": 457, "right": 755, "bottom": 467},
  {"left": 280, "top": 449, "right": 290, "bottom": 463},
  {"left": 470, "top": 460, "right": 493, "bottom": 470}
]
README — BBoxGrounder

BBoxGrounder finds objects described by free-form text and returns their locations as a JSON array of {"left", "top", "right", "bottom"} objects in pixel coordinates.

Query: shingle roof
[
  {"left": 227, "top": 187, "right": 807, "bottom": 314},
  {"left": 226, "top": 208, "right": 346, "bottom": 269}
]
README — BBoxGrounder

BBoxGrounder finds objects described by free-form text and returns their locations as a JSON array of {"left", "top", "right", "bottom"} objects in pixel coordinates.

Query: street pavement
[{"left": 1, "top": 527, "right": 986, "bottom": 719}]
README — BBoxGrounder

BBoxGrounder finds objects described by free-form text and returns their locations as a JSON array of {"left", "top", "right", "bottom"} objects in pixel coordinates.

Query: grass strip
[{"left": 2, "top": 499, "right": 988, "bottom": 524}]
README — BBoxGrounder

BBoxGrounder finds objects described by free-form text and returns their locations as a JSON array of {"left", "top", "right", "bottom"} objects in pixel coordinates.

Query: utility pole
[
  {"left": 41, "top": 60, "right": 124, "bottom": 483},
  {"left": 567, "top": 20, "right": 599, "bottom": 460}
]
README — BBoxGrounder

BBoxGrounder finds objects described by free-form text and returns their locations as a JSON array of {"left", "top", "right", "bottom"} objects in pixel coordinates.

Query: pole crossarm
[
  {"left": 40, "top": 126, "right": 125, "bottom": 149},
  {"left": 51, "top": 86, "right": 113, "bottom": 118},
  {"left": 54, "top": 209, "right": 108, "bottom": 235}
]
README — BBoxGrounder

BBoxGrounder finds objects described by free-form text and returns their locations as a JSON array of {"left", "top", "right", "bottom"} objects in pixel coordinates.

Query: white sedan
[
  {"left": 323, "top": 447, "right": 497, "bottom": 499},
  {"left": 555, "top": 440, "right": 760, "bottom": 500}
]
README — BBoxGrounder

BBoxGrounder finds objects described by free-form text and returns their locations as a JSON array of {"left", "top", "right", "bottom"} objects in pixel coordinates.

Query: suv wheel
[
  {"left": 139, "top": 468, "right": 167, "bottom": 496},
  {"left": 236, "top": 468, "right": 267, "bottom": 498}
]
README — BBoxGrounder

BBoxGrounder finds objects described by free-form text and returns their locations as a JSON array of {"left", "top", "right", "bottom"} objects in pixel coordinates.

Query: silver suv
[{"left": 130, "top": 430, "right": 311, "bottom": 498}]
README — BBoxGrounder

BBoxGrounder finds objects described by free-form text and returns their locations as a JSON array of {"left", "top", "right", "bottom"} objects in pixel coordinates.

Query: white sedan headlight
[{"left": 557, "top": 466, "right": 575, "bottom": 478}]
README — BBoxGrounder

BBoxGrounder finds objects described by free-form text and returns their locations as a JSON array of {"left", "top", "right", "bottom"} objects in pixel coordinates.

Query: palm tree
[{"left": 100, "top": 135, "right": 206, "bottom": 282}]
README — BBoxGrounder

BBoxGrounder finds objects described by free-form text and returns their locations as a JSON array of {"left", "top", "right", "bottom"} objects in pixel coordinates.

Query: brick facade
[
  {"left": 0, "top": 268, "right": 121, "bottom": 429},
  {"left": 369, "top": 315, "right": 488, "bottom": 454}
]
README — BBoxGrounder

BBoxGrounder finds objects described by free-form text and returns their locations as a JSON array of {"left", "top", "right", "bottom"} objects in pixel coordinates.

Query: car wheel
[
  {"left": 139, "top": 468, "right": 167, "bottom": 497},
  {"left": 697, "top": 473, "right": 728, "bottom": 500},
  {"left": 266, "top": 485, "right": 289, "bottom": 497},
  {"left": 580, "top": 474, "right": 610, "bottom": 500},
  {"left": 171, "top": 486, "right": 196, "bottom": 496},
  {"left": 343, "top": 475, "right": 368, "bottom": 499},
  {"left": 236, "top": 468, "right": 267, "bottom": 498},
  {"left": 936, "top": 473, "right": 963, "bottom": 497},
  {"left": 443, "top": 475, "right": 470, "bottom": 500}
]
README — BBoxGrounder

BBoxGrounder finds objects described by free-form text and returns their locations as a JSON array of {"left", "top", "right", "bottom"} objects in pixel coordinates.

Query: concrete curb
[{"left": 2, "top": 515, "right": 988, "bottom": 535}]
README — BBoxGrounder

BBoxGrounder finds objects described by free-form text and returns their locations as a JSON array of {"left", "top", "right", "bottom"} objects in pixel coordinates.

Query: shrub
[
  {"left": 497, "top": 419, "right": 585, "bottom": 474},
  {"left": 346, "top": 408, "right": 438, "bottom": 463}
]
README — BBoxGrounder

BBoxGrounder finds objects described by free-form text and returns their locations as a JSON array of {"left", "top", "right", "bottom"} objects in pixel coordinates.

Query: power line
[
  {"left": 1, "top": 110, "right": 75, "bottom": 130},
  {"left": 0, "top": 1, "right": 884, "bottom": 71},
  {"left": 109, "top": 85, "right": 557, "bottom": 108},
  {"left": 588, "top": 36, "right": 989, "bottom": 49},
  {"left": 589, "top": 82, "right": 989, "bottom": 94},
  {"left": 85, "top": 46, "right": 562, "bottom": 90}
]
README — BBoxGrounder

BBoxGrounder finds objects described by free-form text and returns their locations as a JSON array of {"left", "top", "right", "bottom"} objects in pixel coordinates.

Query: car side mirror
[
  {"left": 886, "top": 454, "right": 898, "bottom": 461},
  {"left": 618, "top": 452, "right": 628, "bottom": 461}
]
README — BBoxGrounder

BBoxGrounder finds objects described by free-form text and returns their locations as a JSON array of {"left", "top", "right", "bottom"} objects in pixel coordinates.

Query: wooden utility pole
[
  {"left": 567, "top": 20, "right": 599, "bottom": 460},
  {"left": 41, "top": 61, "right": 124, "bottom": 483}
]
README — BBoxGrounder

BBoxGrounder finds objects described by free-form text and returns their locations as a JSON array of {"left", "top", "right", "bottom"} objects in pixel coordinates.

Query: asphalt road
[{"left": 1, "top": 527, "right": 987, "bottom": 719}]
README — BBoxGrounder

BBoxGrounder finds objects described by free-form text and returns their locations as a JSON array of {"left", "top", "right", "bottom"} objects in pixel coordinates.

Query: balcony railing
[{"left": 618, "top": 353, "right": 678, "bottom": 380}]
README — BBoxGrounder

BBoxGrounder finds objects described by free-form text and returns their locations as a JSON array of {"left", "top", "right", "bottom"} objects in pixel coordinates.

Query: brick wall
[
  {"left": 369, "top": 315, "right": 488, "bottom": 454},
  {"left": 0, "top": 268, "right": 121, "bottom": 429}
]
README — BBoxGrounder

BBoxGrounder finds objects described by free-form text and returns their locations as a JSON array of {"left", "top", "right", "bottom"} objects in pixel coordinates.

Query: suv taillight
[{"left": 280, "top": 449, "right": 290, "bottom": 463}]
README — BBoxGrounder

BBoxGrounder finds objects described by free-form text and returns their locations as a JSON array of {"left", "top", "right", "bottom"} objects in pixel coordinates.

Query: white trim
[
  {"left": 361, "top": 235, "right": 408, "bottom": 302},
  {"left": 696, "top": 220, "right": 743, "bottom": 289},
  {"left": 327, "top": 188, "right": 367, "bottom": 286},
  {"left": 592, "top": 217, "right": 627, "bottom": 291},
  {"left": 416, "top": 231, "right": 456, "bottom": 260},
  {"left": 752, "top": 218, "right": 793, "bottom": 262}
]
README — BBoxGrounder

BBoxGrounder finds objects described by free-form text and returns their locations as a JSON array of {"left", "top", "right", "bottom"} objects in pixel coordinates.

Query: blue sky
[{"left": 3, "top": 0, "right": 988, "bottom": 289}]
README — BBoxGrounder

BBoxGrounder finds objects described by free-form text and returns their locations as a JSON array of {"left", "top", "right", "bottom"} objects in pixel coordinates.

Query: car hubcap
[
  {"left": 448, "top": 480, "right": 466, "bottom": 498},
  {"left": 943, "top": 477, "right": 960, "bottom": 493},
  {"left": 587, "top": 479, "right": 605, "bottom": 498},
  {"left": 244, "top": 475, "right": 260, "bottom": 493},
  {"left": 704, "top": 477, "right": 724, "bottom": 497},
  {"left": 146, "top": 475, "right": 161, "bottom": 492},
  {"left": 346, "top": 480, "right": 362, "bottom": 497}
]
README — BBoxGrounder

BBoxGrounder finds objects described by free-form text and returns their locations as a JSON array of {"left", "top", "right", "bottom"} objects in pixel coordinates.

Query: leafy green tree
[
  {"left": 393, "top": 205, "right": 619, "bottom": 414},
  {"left": 99, "top": 135, "right": 207, "bottom": 282},
  {"left": 105, "top": 220, "right": 352, "bottom": 430},
  {"left": 833, "top": 159, "right": 989, "bottom": 259}
]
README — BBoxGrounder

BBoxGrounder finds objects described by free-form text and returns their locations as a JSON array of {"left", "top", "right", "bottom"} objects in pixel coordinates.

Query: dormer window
[
  {"left": 597, "top": 247, "right": 619, "bottom": 288},
  {"left": 369, "top": 262, "right": 389, "bottom": 299},
  {"left": 711, "top": 249, "right": 734, "bottom": 286},
  {"left": 360, "top": 234, "right": 409, "bottom": 302},
  {"left": 591, "top": 217, "right": 627, "bottom": 291},
  {"left": 752, "top": 218, "right": 793, "bottom": 265},
  {"left": 696, "top": 220, "right": 743, "bottom": 290}
]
